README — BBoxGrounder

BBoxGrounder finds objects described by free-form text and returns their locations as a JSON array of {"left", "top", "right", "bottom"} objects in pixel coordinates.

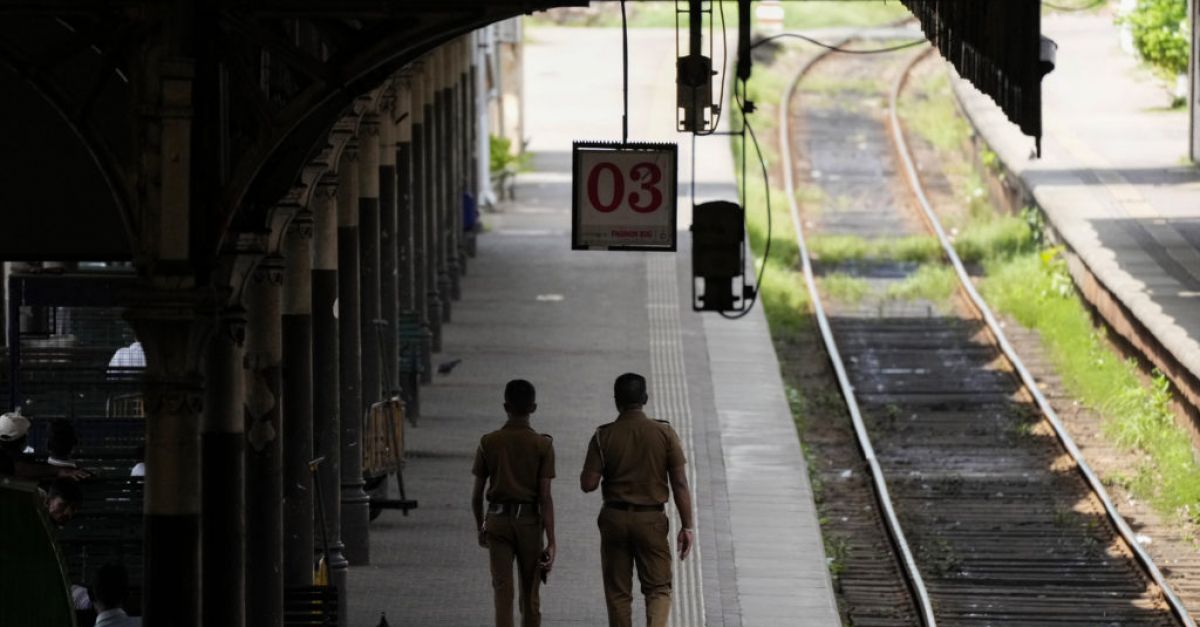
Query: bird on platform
[{"left": 437, "top": 358, "right": 462, "bottom": 375}]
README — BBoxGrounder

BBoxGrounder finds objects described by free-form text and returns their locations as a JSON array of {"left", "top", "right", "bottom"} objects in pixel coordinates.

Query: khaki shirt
[
  {"left": 472, "top": 420, "right": 555, "bottom": 504},
  {"left": 582, "top": 410, "right": 686, "bottom": 505}
]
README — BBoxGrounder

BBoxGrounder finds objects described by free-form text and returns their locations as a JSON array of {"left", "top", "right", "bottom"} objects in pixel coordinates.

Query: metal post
[
  {"left": 309, "top": 177, "right": 349, "bottom": 624},
  {"left": 244, "top": 256, "right": 285, "bottom": 627},
  {"left": 359, "top": 116, "right": 384, "bottom": 431},
  {"left": 379, "top": 108, "right": 400, "bottom": 397},
  {"left": 436, "top": 50, "right": 455, "bottom": 321},
  {"left": 411, "top": 69, "right": 434, "bottom": 384},
  {"left": 203, "top": 304, "right": 246, "bottom": 627},
  {"left": 1190, "top": 0, "right": 1199, "bottom": 162},
  {"left": 424, "top": 54, "right": 444, "bottom": 349},
  {"left": 282, "top": 214, "right": 315, "bottom": 586},
  {"left": 338, "top": 145, "right": 371, "bottom": 566}
]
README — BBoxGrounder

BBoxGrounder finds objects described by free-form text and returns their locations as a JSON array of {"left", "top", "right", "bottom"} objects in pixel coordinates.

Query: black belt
[
  {"left": 604, "top": 501, "right": 664, "bottom": 512},
  {"left": 488, "top": 502, "right": 538, "bottom": 516}
]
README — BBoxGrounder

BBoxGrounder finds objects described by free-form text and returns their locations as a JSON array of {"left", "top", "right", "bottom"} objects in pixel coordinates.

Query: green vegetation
[
  {"left": 1120, "top": 0, "right": 1191, "bottom": 78},
  {"left": 489, "top": 135, "right": 520, "bottom": 173},
  {"left": 981, "top": 251, "right": 1200, "bottom": 523},
  {"left": 886, "top": 264, "right": 957, "bottom": 303},
  {"left": 953, "top": 214, "right": 1037, "bottom": 264},
  {"left": 808, "top": 234, "right": 943, "bottom": 264},
  {"left": 820, "top": 273, "right": 871, "bottom": 303}
]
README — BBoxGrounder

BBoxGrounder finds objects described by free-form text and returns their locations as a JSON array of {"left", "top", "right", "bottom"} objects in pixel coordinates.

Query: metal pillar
[
  {"left": 202, "top": 305, "right": 246, "bottom": 627},
  {"left": 359, "top": 117, "right": 384, "bottom": 423},
  {"left": 1191, "top": 0, "right": 1199, "bottom": 162},
  {"left": 282, "top": 214, "right": 315, "bottom": 586},
  {"left": 394, "top": 80, "right": 424, "bottom": 413},
  {"left": 127, "top": 294, "right": 208, "bottom": 627},
  {"left": 310, "top": 178, "right": 349, "bottom": 624},
  {"left": 412, "top": 68, "right": 434, "bottom": 384},
  {"left": 338, "top": 147, "right": 371, "bottom": 566},
  {"left": 244, "top": 257, "right": 285, "bottom": 627},
  {"left": 435, "top": 49, "right": 454, "bottom": 322},
  {"left": 423, "top": 56, "right": 444, "bottom": 351},
  {"left": 380, "top": 111, "right": 401, "bottom": 398},
  {"left": 445, "top": 44, "right": 462, "bottom": 301}
]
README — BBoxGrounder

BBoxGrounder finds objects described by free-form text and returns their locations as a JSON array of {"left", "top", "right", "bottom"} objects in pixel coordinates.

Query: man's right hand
[{"left": 477, "top": 523, "right": 489, "bottom": 548}]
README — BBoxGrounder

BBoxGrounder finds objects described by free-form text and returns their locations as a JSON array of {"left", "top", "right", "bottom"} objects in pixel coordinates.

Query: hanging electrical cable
[
  {"left": 751, "top": 32, "right": 926, "bottom": 54},
  {"left": 719, "top": 76, "right": 771, "bottom": 320}
]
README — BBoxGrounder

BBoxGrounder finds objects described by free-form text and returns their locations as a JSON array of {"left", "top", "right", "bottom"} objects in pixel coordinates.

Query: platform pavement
[
  {"left": 346, "top": 27, "right": 838, "bottom": 627},
  {"left": 952, "top": 12, "right": 1200, "bottom": 394}
]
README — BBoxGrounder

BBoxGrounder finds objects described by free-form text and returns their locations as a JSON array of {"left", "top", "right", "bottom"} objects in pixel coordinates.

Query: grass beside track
[{"left": 735, "top": 33, "right": 1200, "bottom": 529}]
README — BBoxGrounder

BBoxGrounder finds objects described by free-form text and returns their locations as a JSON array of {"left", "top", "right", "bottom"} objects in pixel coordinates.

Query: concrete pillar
[
  {"left": 202, "top": 304, "right": 246, "bottom": 627},
  {"left": 379, "top": 107, "right": 400, "bottom": 397},
  {"left": 423, "top": 56, "right": 445, "bottom": 351},
  {"left": 337, "top": 146, "right": 371, "bottom": 566},
  {"left": 309, "top": 177, "right": 349, "bottom": 623},
  {"left": 282, "top": 214, "right": 315, "bottom": 586},
  {"left": 1190, "top": 0, "right": 1199, "bottom": 162},
  {"left": 395, "top": 78, "right": 425, "bottom": 413},
  {"left": 244, "top": 256, "right": 285, "bottom": 627},
  {"left": 359, "top": 117, "right": 384, "bottom": 424},
  {"left": 127, "top": 294, "right": 208, "bottom": 627}
]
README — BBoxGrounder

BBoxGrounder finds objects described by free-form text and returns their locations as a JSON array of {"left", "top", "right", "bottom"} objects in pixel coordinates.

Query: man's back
[
  {"left": 475, "top": 423, "right": 553, "bottom": 504},
  {"left": 585, "top": 410, "right": 685, "bottom": 506}
]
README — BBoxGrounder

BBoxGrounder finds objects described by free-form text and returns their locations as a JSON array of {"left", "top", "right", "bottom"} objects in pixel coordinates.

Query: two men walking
[{"left": 472, "top": 373, "right": 694, "bottom": 627}]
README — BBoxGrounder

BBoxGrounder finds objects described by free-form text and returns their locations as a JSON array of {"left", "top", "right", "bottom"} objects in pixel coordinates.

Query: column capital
[{"left": 251, "top": 255, "right": 286, "bottom": 287}]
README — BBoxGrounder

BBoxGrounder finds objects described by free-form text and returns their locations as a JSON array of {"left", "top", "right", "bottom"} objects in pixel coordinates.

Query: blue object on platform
[{"left": 463, "top": 192, "right": 478, "bottom": 232}]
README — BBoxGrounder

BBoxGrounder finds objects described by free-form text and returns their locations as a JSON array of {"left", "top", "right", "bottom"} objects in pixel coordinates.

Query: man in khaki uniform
[
  {"left": 580, "top": 372, "right": 694, "bottom": 627},
  {"left": 472, "top": 379, "right": 557, "bottom": 627}
]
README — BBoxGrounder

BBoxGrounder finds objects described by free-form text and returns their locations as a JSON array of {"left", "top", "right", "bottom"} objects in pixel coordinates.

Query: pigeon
[{"left": 437, "top": 358, "right": 462, "bottom": 375}]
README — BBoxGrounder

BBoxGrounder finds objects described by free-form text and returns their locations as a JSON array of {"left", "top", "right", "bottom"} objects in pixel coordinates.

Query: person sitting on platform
[
  {"left": 46, "top": 419, "right": 79, "bottom": 468},
  {"left": 90, "top": 563, "right": 141, "bottom": 627},
  {"left": 0, "top": 410, "right": 87, "bottom": 481},
  {"left": 43, "top": 477, "right": 83, "bottom": 526}
]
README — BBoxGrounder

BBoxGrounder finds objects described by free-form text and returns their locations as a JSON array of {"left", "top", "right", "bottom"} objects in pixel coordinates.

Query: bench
[{"left": 284, "top": 585, "right": 338, "bottom": 626}]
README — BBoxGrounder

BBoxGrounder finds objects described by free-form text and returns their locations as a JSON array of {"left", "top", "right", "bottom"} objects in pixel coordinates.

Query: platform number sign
[{"left": 572, "top": 142, "right": 678, "bottom": 251}]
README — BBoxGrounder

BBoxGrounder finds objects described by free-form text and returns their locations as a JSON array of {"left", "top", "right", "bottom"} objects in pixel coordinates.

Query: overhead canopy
[{"left": 900, "top": 0, "right": 1050, "bottom": 152}]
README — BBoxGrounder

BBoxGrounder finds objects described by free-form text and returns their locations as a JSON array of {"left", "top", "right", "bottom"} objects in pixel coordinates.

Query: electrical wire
[
  {"left": 720, "top": 77, "right": 771, "bottom": 320},
  {"left": 1041, "top": 0, "right": 1106, "bottom": 11},
  {"left": 751, "top": 32, "right": 926, "bottom": 54}
]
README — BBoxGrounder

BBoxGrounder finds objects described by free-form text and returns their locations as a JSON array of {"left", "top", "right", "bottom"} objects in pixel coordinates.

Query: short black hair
[
  {"left": 91, "top": 562, "right": 130, "bottom": 609},
  {"left": 504, "top": 379, "right": 536, "bottom": 413},
  {"left": 614, "top": 373, "right": 648, "bottom": 409},
  {"left": 47, "top": 419, "right": 77, "bottom": 458},
  {"left": 48, "top": 477, "right": 83, "bottom": 505}
]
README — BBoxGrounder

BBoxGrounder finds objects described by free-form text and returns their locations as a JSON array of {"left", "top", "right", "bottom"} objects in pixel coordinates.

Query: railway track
[{"left": 776, "top": 40, "right": 1195, "bottom": 626}]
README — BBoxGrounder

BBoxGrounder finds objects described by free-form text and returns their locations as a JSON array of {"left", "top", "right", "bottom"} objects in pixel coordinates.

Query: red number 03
[{"left": 585, "top": 161, "right": 664, "bottom": 214}]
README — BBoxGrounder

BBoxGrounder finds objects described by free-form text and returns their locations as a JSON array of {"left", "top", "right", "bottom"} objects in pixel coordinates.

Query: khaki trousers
[
  {"left": 486, "top": 512, "right": 544, "bottom": 627},
  {"left": 597, "top": 507, "right": 672, "bottom": 627}
]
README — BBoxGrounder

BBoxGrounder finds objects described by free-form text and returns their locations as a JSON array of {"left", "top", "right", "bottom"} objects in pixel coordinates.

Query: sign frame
[{"left": 571, "top": 141, "right": 678, "bottom": 252}]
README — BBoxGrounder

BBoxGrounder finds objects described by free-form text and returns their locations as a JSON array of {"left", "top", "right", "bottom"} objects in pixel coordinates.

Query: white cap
[{"left": 0, "top": 410, "right": 31, "bottom": 441}]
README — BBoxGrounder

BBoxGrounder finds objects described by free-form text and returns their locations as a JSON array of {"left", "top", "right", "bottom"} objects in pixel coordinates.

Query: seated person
[
  {"left": 46, "top": 419, "right": 79, "bottom": 468},
  {"left": 107, "top": 342, "right": 145, "bottom": 370},
  {"left": 0, "top": 411, "right": 87, "bottom": 481},
  {"left": 90, "top": 563, "right": 141, "bottom": 627},
  {"left": 129, "top": 445, "right": 144, "bottom": 478},
  {"left": 43, "top": 477, "right": 83, "bottom": 526}
]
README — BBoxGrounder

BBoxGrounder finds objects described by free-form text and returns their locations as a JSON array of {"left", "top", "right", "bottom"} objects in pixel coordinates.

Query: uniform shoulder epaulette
[
  {"left": 596, "top": 423, "right": 613, "bottom": 431},
  {"left": 654, "top": 419, "right": 671, "bottom": 425},
  {"left": 540, "top": 433, "right": 553, "bottom": 440}
]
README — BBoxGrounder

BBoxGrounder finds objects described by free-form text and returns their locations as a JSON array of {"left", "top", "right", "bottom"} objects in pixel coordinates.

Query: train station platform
[
  {"left": 954, "top": 11, "right": 1200, "bottom": 413},
  {"left": 346, "top": 27, "right": 839, "bottom": 627}
]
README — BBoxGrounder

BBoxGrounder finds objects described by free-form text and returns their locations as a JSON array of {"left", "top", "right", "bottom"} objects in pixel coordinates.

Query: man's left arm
[{"left": 471, "top": 443, "right": 488, "bottom": 548}]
